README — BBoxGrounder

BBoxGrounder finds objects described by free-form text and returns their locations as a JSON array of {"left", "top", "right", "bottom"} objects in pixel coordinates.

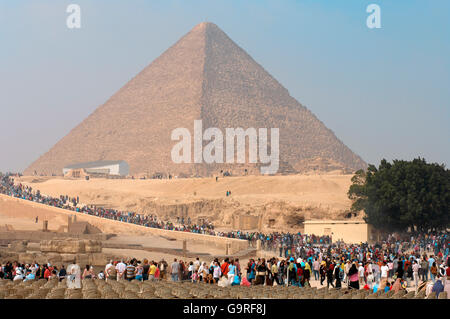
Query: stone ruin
[
  {"left": 39, "top": 239, "right": 107, "bottom": 266},
  {"left": 66, "top": 215, "right": 102, "bottom": 235},
  {"left": 0, "top": 239, "right": 109, "bottom": 267}
]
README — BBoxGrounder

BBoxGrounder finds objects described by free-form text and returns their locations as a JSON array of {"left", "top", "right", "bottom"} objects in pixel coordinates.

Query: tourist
[
  {"left": 420, "top": 257, "right": 428, "bottom": 282},
  {"left": 227, "top": 260, "right": 237, "bottom": 285},
  {"left": 67, "top": 260, "right": 81, "bottom": 289},
  {"left": 380, "top": 261, "right": 389, "bottom": 289},
  {"left": 159, "top": 259, "right": 168, "bottom": 280},
  {"left": 384, "top": 281, "right": 391, "bottom": 293},
  {"left": 358, "top": 262, "right": 365, "bottom": 287},
  {"left": 187, "top": 261, "right": 194, "bottom": 280},
  {"left": 255, "top": 259, "right": 267, "bottom": 286},
  {"left": 116, "top": 259, "right": 126, "bottom": 281},
  {"left": 44, "top": 264, "right": 52, "bottom": 280},
  {"left": 24, "top": 269, "right": 35, "bottom": 282},
  {"left": 348, "top": 263, "right": 359, "bottom": 289},
  {"left": 221, "top": 258, "right": 230, "bottom": 278},
  {"left": 141, "top": 259, "right": 149, "bottom": 281},
  {"left": 106, "top": 261, "right": 117, "bottom": 281},
  {"left": 59, "top": 265, "right": 67, "bottom": 281},
  {"left": 412, "top": 260, "right": 420, "bottom": 292},
  {"left": 135, "top": 262, "right": 143, "bottom": 281},
  {"left": 270, "top": 258, "right": 278, "bottom": 286},
  {"left": 319, "top": 261, "right": 326, "bottom": 285},
  {"left": 334, "top": 261, "right": 342, "bottom": 289},
  {"left": 97, "top": 271, "right": 105, "bottom": 280},
  {"left": 431, "top": 275, "right": 444, "bottom": 298},
  {"left": 344, "top": 260, "right": 351, "bottom": 285},
  {"left": 13, "top": 268, "right": 24, "bottom": 281},
  {"left": 149, "top": 261, "right": 157, "bottom": 281},
  {"left": 287, "top": 258, "right": 297, "bottom": 286},
  {"left": 82, "top": 265, "right": 92, "bottom": 279},
  {"left": 126, "top": 260, "right": 136, "bottom": 281},
  {"left": 171, "top": 258, "right": 180, "bottom": 282},
  {"left": 392, "top": 278, "right": 404, "bottom": 293},
  {"left": 313, "top": 257, "right": 320, "bottom": 281},
  {"left": 212, "top": 261, "right": 221, "bottom": 283},
  {"left": 444, "top": 273, "right": 450, "bottom": 299},
  {"left": 430, "top": 262, "right": 438, "bottom": 283},
  {"left": 326, "top": 261, "right": 335, "bottom": 288}
]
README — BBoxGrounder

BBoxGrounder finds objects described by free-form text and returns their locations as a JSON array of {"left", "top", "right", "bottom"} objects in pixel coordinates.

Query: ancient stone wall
[{"left": 0, "top": 194, "right": 248, "bottom": 254}]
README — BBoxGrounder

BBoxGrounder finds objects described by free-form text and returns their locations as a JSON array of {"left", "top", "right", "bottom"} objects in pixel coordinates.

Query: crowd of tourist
[
  {"left": 1, "top": 173, "right": 449, "bottom": 298},
  {"left": 1, "top": 231, "right": 449, "bottom": 297},
  {"left": 0, "top": 173, "right": 332, "bottom": 246},
  {"left": 0, "top": 174, "right": 216, "bottom": 234}
]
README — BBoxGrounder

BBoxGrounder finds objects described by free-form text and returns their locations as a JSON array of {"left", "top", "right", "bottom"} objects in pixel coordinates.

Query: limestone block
[
  {"left": 60, "top": 254, "right": 77, "bottom": 263},
  {"left": 40, "top": 240, "right": 54, "bottom": 253},
  {"left": 46, "top": 253, "right": 62, "bottom": 263},
  {"left": 18, "top": 253, "right": 36, "bottom": 263},
  {"left": 40, "top": 239, "right": 86, "bottom": 254},
  {"left": 84, "top": 240, "right": 102, "bottom": 253},
  {"left": 88, "top": 253, "right": 107, "bottom": 266},
  {"left": 10, "top": 240, "right": 28, "bottom": 252},
  {"left": 76, "top": 254, "right": 89, "bottom": 266}
]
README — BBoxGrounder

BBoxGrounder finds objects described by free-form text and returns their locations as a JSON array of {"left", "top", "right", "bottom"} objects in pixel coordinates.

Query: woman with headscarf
[
  {"left": 395, "top": 259, "right": 404, "bottom": 280},
  {"left": 319, "top": 261, "right": 326, "bottom": 285},
  {"left": 392, "top": 278, "right": 403, "bottom": 293},
  {"left": 348, "top": 263, "right": 359, "bottom": 289},
  {"left": 246, "top": 259, "right": 256, "bottom": 284},
  {"left": 303, "top": 261, "right": 311, "bottom": 287},
  {"left": 334, "top": 262, "right": 342, "bottom": 289},
  {"left": 326, "top": 261, "right": 335, "bottom": 288},
  {"left": 255, "top": 259, "right": 267, "bottom": 285}
]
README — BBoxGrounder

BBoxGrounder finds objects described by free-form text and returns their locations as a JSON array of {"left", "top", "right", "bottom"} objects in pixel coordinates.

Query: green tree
[{"left": 348, "top": 158, "right": 450, "bottom": 232}]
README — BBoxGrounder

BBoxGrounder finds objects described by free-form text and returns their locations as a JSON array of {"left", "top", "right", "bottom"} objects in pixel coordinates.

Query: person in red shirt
[
  {"left": 44, "top": 266, "right": 51, "bottom": 280},
  {"left": 221, "top": 258, "right": 230, "bottom": 277}
]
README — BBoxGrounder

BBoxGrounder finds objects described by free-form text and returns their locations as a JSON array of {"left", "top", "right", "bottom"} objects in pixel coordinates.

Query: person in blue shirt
[{"left": 23, "top": 269, "right": 35, "bottom": 282}]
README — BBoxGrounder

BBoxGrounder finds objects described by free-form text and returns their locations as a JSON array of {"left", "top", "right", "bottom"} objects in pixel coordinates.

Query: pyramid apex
[{"left": 192, "top": 21, "right": 219, "bottom": 31}]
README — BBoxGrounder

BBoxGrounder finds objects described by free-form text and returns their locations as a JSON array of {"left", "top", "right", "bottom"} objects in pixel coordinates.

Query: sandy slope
[{"left": 15, "top": 174, "right": 356, "bottom": 232}]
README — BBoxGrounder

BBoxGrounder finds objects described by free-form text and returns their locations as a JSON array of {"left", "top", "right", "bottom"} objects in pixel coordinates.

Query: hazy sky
[{"left": 0, "top": 0, "right": 449, "bottom": 173}]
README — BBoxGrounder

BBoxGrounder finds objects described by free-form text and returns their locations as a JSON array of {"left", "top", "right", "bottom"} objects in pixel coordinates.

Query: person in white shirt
[
  {"left": 198, "top": 262, "right": 208, "bottom": 282},
  {"left": 412, "top": 260, "right": 420, "bottom": 292},
  {"left": 380, "top": 261, "right": 389, "bottom": 289},
  {"left": 115, "top": 259, "right": 126, "bottom": 281},
  {"left": 105, "top": 260, "right": 115, "bottom": 281},
  {"left": 212, "top": 262, "right": 222, "bottom": 282},
  {"left": 193, "top": 258, "right": 200, "bottom": 272},
  {"left": 358, "top": 263, "right": 365, "bottom": 286},
  {"left": 344, "top": 260, "right": 351, "bottom": 285},
  {"left": 13, "top": 268, "right": 24, "bottom": 281},
  {"left": 388, "top": 260, "right": 394, "bottom": 278}
]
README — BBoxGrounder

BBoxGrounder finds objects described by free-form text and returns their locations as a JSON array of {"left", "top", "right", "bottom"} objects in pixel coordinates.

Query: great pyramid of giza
[{"left": 25, "top": 22, "right": 366, "bottom": 177}]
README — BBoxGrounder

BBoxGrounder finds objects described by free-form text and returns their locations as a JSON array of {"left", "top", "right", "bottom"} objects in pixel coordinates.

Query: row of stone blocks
[{"left": 40, "top": 239, "right": 102, "bottom": 254}]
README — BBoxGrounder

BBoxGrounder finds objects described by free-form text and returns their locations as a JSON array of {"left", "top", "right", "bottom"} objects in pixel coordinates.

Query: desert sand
[{"left": 14, "top": 173, "right": 357, "bottom": 232}]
